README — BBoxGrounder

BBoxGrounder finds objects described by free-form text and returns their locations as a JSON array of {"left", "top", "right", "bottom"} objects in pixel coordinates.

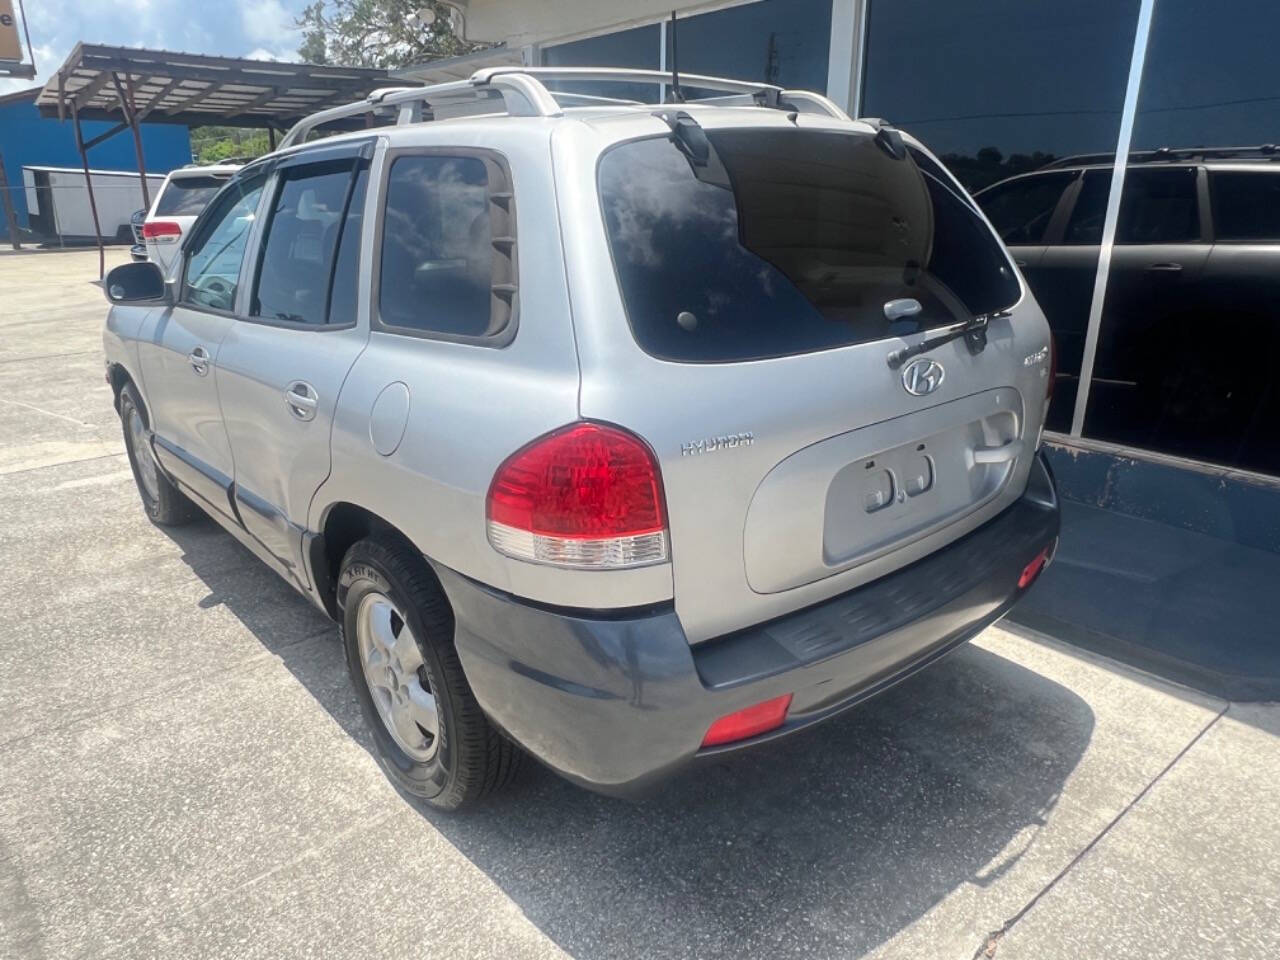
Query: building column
[{"left": 826, "top": 0, "right": 867, "bottom": 114}]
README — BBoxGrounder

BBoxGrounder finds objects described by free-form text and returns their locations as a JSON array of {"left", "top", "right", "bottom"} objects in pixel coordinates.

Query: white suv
[{"left": 140, "top": 163, "right": 242, "bottom": 276}]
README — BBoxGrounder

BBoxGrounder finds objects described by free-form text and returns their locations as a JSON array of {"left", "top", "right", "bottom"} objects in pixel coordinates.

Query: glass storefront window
[
  {"left": 1085, "top": 0, "right": 1280, "bottom": 475},
  {"left": 541, "top": 23, "right": 660, "bottom": 102},
  {"left": 863, "top": 0, "right": 1141, "bottom": 432},
  {"left": 676, "top": 0, "right": 831, "bottom": 92}
]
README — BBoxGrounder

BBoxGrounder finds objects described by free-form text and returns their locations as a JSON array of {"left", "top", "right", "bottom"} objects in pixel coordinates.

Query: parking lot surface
[{"left": 2, "top": 248, "right": 1278, "bottom": 960}]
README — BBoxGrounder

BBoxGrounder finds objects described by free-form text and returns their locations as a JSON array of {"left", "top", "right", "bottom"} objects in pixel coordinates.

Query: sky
[{"left": 0, "top": 0, "right": 310, "bottom": 94}]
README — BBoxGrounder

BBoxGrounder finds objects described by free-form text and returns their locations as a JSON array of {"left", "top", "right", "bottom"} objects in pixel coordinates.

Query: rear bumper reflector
[
  {"left": 1017, "top": 545, "right": 1052, "bottom": 589},
  {"left": 701, "top": 694, "right": 793, "bottom": 747}
]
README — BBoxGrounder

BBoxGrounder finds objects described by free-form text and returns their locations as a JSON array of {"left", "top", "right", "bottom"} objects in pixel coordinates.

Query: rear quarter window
[
  {"left": 155, "top": 176, "right": 228, "bottom": 216},
  {"left": 1211, "top": 171, "right": 1280, "bottom": 242},
  {"left": 376, "top": 153, "right": 516, "bottom": 342},
  {"left": 598, "top": 128, "right": 1020, "bottom": 363}
]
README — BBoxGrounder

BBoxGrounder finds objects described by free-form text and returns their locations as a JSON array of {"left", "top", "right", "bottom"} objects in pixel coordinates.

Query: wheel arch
[
  {"left": 309, "top": 500, "right": 435, "bottom": 620},
  {"left": 106, "top": 362, "right": 137, "bottom": 416}
]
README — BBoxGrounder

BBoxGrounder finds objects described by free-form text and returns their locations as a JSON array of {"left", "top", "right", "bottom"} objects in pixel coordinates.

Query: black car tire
[
  {"left": 119, "top": 382, "right": 200, "bottom": 526},
  {"left": 339, "top": 536, "right": 522, "bottom": 810}
]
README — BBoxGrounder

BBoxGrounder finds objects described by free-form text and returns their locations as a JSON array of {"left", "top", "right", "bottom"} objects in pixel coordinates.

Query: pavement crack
[
  {"left": 970, "top": 702, "right": 1229, "bottom": 959},
  {"left": 0, "top": 396, "right": 96, "bottom": 427},
  {"left": 0, "top": 349, "right": 100, "bottom": 365}
]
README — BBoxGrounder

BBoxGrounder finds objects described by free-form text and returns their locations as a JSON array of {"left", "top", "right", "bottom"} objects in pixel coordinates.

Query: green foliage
[
  {"left": 295, "top": 1, "right": 484, "bottom": 69},
  {"left": 189, "top": 126, "right": 274, "bottom": 165},
  {"left": 298, "top": 2, "right": 329, "bottom": 65}
]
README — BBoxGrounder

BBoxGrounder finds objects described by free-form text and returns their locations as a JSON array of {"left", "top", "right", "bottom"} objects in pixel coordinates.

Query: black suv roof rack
[{"left": 1044, "top": 144, "right": 1279, "bottom": 169}]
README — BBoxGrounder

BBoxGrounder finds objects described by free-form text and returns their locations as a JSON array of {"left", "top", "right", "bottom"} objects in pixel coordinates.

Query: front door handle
[
  {"left": 284, "top": 380, "right": 319, "bottom": 422},
  {"left": 188, "top": 346, "right": 211, "bottom": 376},
  {"left": 1146, "top": 262, "right": 1183, "bottom": 273}
]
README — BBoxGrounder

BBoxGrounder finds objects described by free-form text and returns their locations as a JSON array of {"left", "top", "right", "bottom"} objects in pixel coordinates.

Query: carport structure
[{"left": 33, "top": 43, "right": 402, "bottom": 276}]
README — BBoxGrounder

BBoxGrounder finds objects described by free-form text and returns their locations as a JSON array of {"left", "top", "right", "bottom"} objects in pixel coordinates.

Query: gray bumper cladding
[{"left": 433, "top": 454, "right": 1060, "bottom": 798}]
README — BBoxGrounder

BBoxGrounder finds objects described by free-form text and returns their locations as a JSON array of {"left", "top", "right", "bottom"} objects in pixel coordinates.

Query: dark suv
[{"left": 976, "top": 148, "right": 1280, "bottom": 473}]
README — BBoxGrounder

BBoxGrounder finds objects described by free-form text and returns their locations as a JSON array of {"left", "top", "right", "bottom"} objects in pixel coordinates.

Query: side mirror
[{"left": 104, "top": 261, "right": 171, "bottom": 305}]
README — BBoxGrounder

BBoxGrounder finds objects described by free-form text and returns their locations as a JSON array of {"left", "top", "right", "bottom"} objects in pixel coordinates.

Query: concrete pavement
[{"left": 1, "top": 248, "right": 1276, "bottom": 960}]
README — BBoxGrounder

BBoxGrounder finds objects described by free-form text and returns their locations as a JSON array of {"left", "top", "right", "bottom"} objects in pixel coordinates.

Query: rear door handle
[
  {"left": 1013, "top": 259, "right": 1029, "bottom": 269},
  {"left": 1146, "top": 262, "right": 1183, "bottom": 272},
  {"left": 187, "top": 346, "right": 211, "bottom": 376},
  {"left": 284, "top": 380, "right": 319, "bottom": 421}
]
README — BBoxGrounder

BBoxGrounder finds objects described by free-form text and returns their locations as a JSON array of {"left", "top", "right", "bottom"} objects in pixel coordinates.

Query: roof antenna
[{"left": 668, "top": 10, "right": 685, "bottom": 103}]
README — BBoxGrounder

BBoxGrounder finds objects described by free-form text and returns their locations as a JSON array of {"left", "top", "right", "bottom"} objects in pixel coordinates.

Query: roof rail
[
  {"left": 1043, "top": 144, "right": 1280, "bottom": 169},
  {"left": 278, "top": 67, "right": 850, "bottom": 148}
]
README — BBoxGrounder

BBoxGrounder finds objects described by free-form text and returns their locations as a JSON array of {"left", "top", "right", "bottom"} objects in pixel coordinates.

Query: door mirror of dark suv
[{"left": 104, "top": 261, "right": 171, "bottom": 305}]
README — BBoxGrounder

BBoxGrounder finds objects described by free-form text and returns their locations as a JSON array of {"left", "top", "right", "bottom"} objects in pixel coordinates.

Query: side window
[
  {"left": 377, "top": 154, "right": 513, "bottom": 340},
  {"left": 251, "top": 160, "right": 360, "bottom": 325},
  {"left": 182, "top": 177, "right": 265, "bottom": 311},
  {"left": 1116, "top": 167, "right": 1199, "bottom": 244},
  {"left": 977, "top": 172, "right": 1074, "bottom": 245},
  {"left": 1063, "top": 170, "right": 1110, "bottom": 245},
  {"left": 1210, "top": 171, "right": 1280, "bottom": 242}
]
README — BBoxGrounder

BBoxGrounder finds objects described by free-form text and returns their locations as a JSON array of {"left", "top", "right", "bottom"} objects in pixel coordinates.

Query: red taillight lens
[
  {"left": 142, "top": 220, "right": 181, "bottom": 241},
  {"left": 1018, "top": 546, "right": 1051, "bottom": 589},
  {"left": 702, "top": 694, "right": 793, "bottom": 747},
  {"left": 486, "top": 422, "right": 668, "bottom": 569}
]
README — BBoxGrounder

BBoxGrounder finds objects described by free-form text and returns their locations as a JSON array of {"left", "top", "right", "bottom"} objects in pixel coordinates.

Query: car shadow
[{"left": 161, "top": 519, "right": 1095, "bottom": 960}]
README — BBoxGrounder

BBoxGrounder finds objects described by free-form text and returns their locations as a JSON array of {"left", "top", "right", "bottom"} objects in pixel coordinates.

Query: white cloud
[
  {"left": 0, "top": 0, "right": 310, "bottom": 95},
  {"left": 245, "top": 46, "right": 299, "bottom": 63},
  {"left": 240, "top": 0, "right": 302, "bottom": 51},
  {"left": 0, "top": 43, "right": 60, "bottom": 94}
]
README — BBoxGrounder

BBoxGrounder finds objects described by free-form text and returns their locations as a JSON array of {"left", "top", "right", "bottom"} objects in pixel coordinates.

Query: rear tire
[
  {"left": 119, "top": 382, "right": 199, "bottom": 526},
  {"left": 339, "top": 536, "right": 522, "bottom": 810}
]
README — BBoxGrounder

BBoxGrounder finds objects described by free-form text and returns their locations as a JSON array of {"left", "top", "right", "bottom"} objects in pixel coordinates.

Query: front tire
[
  {"left": 119, "top": 382, "right": 199, "bottom": 526},
  {"left": 339, "top": 537, "right": 521, "bottom": 810}
]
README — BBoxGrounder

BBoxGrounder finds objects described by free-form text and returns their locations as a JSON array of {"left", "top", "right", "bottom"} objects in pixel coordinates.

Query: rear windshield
[
  {"left": 598, "top": 129, "right": 1020, "bottom": 363},
  {"left": 155, "top": 176, "right": 229, "bottom": 217}
]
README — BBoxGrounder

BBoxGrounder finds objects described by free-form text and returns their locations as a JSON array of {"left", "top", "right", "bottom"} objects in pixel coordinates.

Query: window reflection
[
  {"left": 865, "top": 0, "right": 1140, "bottom": 432},
  {"left": 1085, "top": 0, "right": 1280, "bottom": 475},
  {"left": 677, "top": 0, "right": 831, "bottom": 91}
]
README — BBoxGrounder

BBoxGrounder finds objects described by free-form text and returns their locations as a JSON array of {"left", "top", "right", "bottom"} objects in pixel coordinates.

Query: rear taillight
[
  {"left": 486, "top": 422, "right": 668, "bottom": 569},
  {"left": 142, "top": 221, "right": 181, "bottom": 243}
]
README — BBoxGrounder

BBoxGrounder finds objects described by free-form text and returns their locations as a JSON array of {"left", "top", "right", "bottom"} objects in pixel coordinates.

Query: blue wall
[{"left": 0, "top": 91, "right": 192, "bottom": 228}]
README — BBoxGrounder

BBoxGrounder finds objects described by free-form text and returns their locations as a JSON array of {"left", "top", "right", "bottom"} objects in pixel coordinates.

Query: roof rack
[
  {"left": 1043, "top": 144, "right": 1279, "bottom": 168},
  {"left": 278, "top": 66, "right": 851, "bottom": 148}
]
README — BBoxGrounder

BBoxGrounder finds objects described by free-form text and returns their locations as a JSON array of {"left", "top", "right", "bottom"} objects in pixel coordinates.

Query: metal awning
[
  {"left": 31, "top": 43, "right": 406, "bottom": 276},
  {"left": 35, "top": 43, "right": 399, "bottom": 129}
]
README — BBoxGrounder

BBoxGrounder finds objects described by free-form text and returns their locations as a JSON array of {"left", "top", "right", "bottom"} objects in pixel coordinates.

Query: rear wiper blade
[{"left": 886, "top": 312, "right": 1007, "bottom": 370}]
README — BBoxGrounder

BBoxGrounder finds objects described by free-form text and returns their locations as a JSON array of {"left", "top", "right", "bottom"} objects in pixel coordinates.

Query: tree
[
  {"left": 295, "top": 1, "right": 484, "bottom": 69},
  {"left": 189, "top": 126, "right": 273, "bottom": 165},
  {"left": 297, "top": 2, "right": 328, "bottom": 65}
]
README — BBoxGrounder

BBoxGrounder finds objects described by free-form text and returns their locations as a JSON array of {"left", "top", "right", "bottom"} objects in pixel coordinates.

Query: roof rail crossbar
[{"left": 278, "top": 67, "right": 852, "bottom": 148}]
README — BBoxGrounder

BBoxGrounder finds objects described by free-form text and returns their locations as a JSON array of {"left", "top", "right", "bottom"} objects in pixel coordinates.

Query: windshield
[
  {"left": 598, "top": 128, "right": 1020, "bottom": 363},
  {"left": 155, "top": 176, "right": 229, "bottom": 217}
]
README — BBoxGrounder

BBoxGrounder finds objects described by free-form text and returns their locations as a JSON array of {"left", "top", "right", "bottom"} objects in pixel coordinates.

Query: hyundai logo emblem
[{"left": 902, "top": 357, "right": 945, "bottom": 396}]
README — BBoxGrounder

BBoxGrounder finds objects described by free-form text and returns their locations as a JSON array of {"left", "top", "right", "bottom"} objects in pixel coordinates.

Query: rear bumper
[{"left": 435, "top": 453, "right": 1060, "bottom": 798}]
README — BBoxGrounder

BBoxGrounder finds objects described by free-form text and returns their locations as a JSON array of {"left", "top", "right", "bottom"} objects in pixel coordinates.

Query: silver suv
[{"left": 101, "top": 68, "right": 1060, "bottom": 810}]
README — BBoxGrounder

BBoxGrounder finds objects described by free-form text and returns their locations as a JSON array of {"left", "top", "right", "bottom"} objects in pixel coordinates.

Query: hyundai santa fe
[{"left": 101, "top": 68, "right": 1060, "bottom": 810}]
